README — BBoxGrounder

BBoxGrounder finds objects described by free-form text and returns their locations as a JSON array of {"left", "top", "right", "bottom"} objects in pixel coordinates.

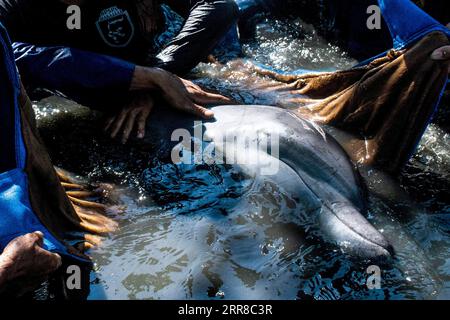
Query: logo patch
[{"left": 96, "top": 6, "right": 135, "bottom": 48}]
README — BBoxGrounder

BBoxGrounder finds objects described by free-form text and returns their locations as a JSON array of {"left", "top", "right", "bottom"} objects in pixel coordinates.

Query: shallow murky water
[{"left": 34, "top": 17, "right": 449, "bottom": 300}]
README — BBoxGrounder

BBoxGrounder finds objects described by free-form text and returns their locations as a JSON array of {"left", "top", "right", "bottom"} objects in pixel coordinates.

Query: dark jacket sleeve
[{"left": 13, "top": 42, "right": 136, "bottom": 110}]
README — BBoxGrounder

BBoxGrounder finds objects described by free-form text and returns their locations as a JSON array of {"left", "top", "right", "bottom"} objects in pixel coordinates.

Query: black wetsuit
[{"left": 0, "top": 0, "right": 238, "bottom": 74}]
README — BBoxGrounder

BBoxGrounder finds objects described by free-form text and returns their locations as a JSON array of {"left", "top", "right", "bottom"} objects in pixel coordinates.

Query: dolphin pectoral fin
[{"left": 319, "top": 202, "right": 393, "bottom": 258}]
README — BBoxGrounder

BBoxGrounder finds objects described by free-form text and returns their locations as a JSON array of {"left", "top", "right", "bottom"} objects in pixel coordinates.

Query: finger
[
  {"left": 109, "top": 110, "right": 128, "bottom": 139},
  {"left": 179, "top": 77, "right": 201, "bottom": 89},
  {"left": 191, "top": 91, "right": 232, "bottom": 105},
  {"left": 188, "top": 82, "right": 203, "bottom": 91},
  {"left": 103, "top": 116, "right": 116, "bottom": 132},
  {"left": 188, "top": 103, "right": 214, "bottom": 119},
  {"left": 32, "top": 231, "right": 44, "bottom": 247},
  {"left": 431, "top": 46, "right": 450, "bottom": 61},
  {"left": 121, "top": 111, "right": 138, "bottom": 144},
  {"left": 34, "top": 231, "right": 44, "bottom": 239},
  {"left": 35, "top": 247, "right": 63, "bottom": 272},
  {"left": 45, "top": 252, "right": 63, "bottom": 271},
  {"left": 136, "top": 110, "right": 150, "bottom": 139},
  {"left": 52, "top": 253, "right": 62, "bottom": 270}
]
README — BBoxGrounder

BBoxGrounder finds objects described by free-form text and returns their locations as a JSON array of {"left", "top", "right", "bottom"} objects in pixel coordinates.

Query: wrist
[{"left": 130, "top": 66, "right": 165, "bottom": 91}]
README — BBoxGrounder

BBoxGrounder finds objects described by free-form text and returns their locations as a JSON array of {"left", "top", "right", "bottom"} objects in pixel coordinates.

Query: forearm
[{"left": 13, "top": 43, "right": 136, "bottom": 108}]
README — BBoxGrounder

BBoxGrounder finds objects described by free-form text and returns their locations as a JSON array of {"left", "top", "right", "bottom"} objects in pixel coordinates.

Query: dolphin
[{"left": 141, "top": 103, "right": 393, "bottom": 258}]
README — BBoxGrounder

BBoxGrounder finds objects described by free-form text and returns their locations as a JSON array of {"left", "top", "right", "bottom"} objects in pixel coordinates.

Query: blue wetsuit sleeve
[{"left": 11, "top": 42, "right": 136, "bottom": 109}]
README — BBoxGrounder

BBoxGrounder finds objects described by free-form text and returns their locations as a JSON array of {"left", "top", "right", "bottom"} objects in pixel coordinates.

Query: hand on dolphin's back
[
  {"left": 105, "top": 67, "right": 232, "bottom": 144},
  {"left": 104, "top": 92, "right": 155, "bottom": 144}
]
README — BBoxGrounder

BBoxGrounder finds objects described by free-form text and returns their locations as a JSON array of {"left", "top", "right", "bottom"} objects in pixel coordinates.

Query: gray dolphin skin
[{"left": 144, "top": 104, "right": 393, "bottom": 258}]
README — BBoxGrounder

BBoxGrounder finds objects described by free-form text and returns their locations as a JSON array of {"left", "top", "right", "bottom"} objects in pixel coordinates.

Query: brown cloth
[
  {"left": 18, "top": 86, "right": 117, "bottom": 256},
  {"left": 258, "top": 31, "right": 450, "bottom": 173}
]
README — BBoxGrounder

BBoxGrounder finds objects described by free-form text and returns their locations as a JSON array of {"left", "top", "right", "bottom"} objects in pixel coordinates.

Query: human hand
[
  {"left": 131, "top": 67, "right": 233, "bottom": 119},
  {"left": 0, "top": 232, "right": 62, "bottom": 290},
  {"left": 104, "top": 92, "right": 154, "bottom": 144}
]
